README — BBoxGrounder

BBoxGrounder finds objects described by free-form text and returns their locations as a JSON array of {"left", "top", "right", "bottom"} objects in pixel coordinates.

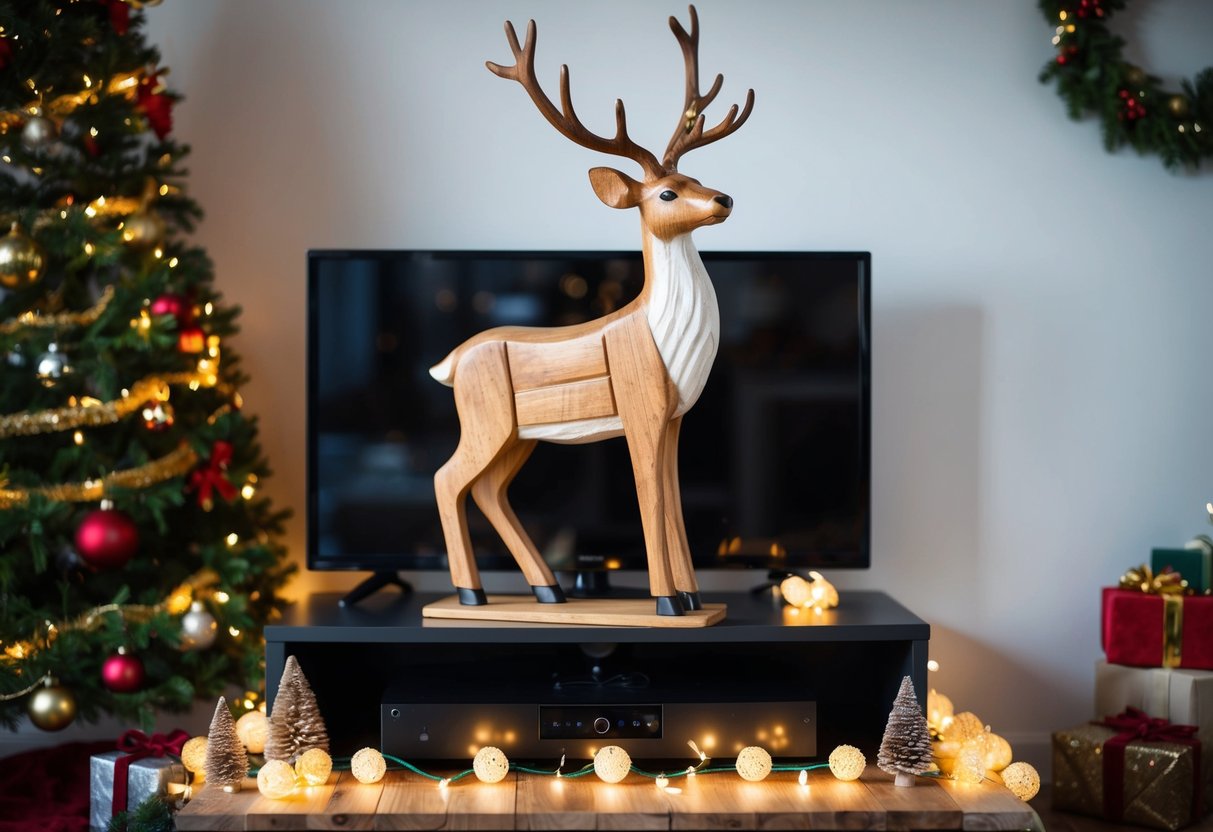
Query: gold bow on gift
[{"left": 1120, "top": 564, "right": 1190, "bottom": 668}]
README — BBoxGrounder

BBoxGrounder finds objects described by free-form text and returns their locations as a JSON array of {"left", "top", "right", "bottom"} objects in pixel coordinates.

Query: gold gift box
[{"left": 1052, "top": 723, "right": 1199, "bottom": 831}]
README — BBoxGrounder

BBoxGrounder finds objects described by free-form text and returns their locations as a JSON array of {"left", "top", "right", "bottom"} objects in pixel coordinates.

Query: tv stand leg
[{"left": 339, "top": 572, "right": 413, "bottom": 607}]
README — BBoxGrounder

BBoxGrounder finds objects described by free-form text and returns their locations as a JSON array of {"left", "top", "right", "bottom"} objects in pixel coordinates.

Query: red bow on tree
[
  {"left": 111, "top": 728, "right": 190, "bottom": 817},
  {"left": 189, "top": 440, "right": 238, "bottom": 510},
  {"left": 137, "top": 70, "right": 173, "bottom": 139},
  {"left": 0, "top": 38, "right": 12, "bottom": 70},
  {"left": 102, "top": 0, "right": 131, "bottom": 35}
]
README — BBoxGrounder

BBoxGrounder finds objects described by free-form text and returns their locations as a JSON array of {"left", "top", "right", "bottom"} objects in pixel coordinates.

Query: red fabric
[
  {"left": 104, "top": 0, "right": 130, "bottom": 35},
  {"left": 0, "top": 741, "right": 111, "bottom": 832},
  {"left": 189, "top": 441, "right": 238, "bottom": 507},
  {"left": 1096, "top": 707, "right": 1201, "bottom": 823},
  {"left": 136, "top": 73, "right": 173, "bottom": 139},
  {"left": 110, "top": 729, "right": 188, "bottom": 819},
  {"left": 1101, "top": 587, "right": 1213, "bottom": 669}
]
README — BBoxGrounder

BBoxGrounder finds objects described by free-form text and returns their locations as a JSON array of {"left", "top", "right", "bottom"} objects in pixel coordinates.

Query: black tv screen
[{"left": 307, "top": 250, "right": 869, "bottom": 579}]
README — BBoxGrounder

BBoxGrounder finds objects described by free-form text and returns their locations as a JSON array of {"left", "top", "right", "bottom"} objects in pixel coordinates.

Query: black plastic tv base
[
  {"left": 265, "top": 589, "right": 929, "bottom": 763},
  {"left": 337, "top": 571, "right": 412, "bottom": 608}
]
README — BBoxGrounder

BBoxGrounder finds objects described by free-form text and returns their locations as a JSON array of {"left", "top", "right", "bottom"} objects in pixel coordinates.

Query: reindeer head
[{"left": 487, "top": 5, "right": 753, "bottom": 242}]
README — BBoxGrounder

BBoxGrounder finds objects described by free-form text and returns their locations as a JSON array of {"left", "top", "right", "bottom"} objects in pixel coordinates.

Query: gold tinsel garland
[{"left": 0, "top": 285, "right": 115, "bottom": 336}]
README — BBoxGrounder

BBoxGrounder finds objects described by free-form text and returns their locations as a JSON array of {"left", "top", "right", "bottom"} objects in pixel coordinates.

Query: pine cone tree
[
  {"left": 265, "top": 656, "right": 329, "bottom": 762},
  {"left": 877, "top": 676, "right": 933, "bottom": 785},
  {"left": 204, "top": 697, "right": 249, "bottom": 791}
]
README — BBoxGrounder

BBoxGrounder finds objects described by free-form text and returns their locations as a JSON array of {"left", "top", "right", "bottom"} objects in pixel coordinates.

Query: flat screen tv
[{"left": 307, "top": 250, "right": 869, "bottom": 597}]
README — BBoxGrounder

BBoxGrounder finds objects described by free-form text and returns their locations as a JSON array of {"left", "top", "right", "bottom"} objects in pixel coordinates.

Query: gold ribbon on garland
[
  {"left": 1120, "top": 564, "right": 1189, "bottom": 669},
  {"left": 0, "top": 285, "right": 115, "bottom": 336}
]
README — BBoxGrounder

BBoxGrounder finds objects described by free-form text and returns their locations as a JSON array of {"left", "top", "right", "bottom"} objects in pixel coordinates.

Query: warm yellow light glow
[
  {"left": 594, "top": 746, "right": 632, "bottom": 783},
  {"left": 73, "top": 431, "right": 84, "bottom": 446},
  {"left": 166, "top": 588, "right": 192, "bottom": 615},
  {"left": 1000, "top": 762, "right": 1040, "bottom": 801},
  {"left": 983, "top": 733, "right": 1013, "bottom": 772},
  {"left": 828, "top": 745, "right": 865, "bottom": 781},
  {"left": 1066, "top": 23, "right": 1075, "bottom": 32},
  {"left": 84, "top": 205, "right": 97, "bottom": 218},
  {"left": 226, "top": 533, "right": 239, "bottom": 547},
  {"left": 927, "top": 660, "right": 940, "bottom": 672},
  {"left": 473, "top": 746, "right": 510, "bottom": 783},
  {"left": 350, "top": 748, "right": 386, "bottom": 784},
  {"left": 214, "top": 591, "right": 230, "bottom": 604},
  {"left": 180, "top": 736, "right": 208, "bottom": 780},
  {"left": 735, "top": 746, "right": 772, "bottom": 782},
  {"left": 204, "top": 302, "right": 214, "bottom": 316},
  {"left": 942, "top": 711, "right": 984, "bottom": 743},
  {"left": 241, "top": 484, "right": 256, "bottom": 500},
  {"left": 159, "top": 184, "right": 169, "bottom": 196},
  {"left": 955, "top": 746, "right": 984, "bottom": 785},
  {"left": 687, "top": 740, "right": 707, "bottom": 761},
  {"left": 83, "top": 242, "right": 94, "bottom": 255},
  {"left": 780, "top": 576, "right": 811, "bottom": 607},
  {"left": 168, "top": 257, "right": 179, "bottom": 267},
  {"left": 655, "top": 775, "right": 669, "bottom": 789},
  {"left": 798, "top": 769, "right": 808, "bottom": 787},
  {"left": 154, "top": 248, "right": 163, "bottom": 259},
  {"left": 1059, "top": 10, "right": 1067, "bottom": 19},
  {"left": 228, "top": 626, "right": 241, "bottom": 638},
  {"left": 256, "top": 759, "right": 296, "bottom": 800},
  {"left": 927, "top": 689, "right": 954, "bottom": 732},
  {"left": 83, "top": 74, "right": 92, "bottom": 87},
  {"left": 88, "top": 126, "right": 98, "bottom": 137},
  {"left": 295, "top": 748, "right": 333, "bottom": 786},
  {"left": 235, "top": 710, "right": 268, "bottom": 753}
]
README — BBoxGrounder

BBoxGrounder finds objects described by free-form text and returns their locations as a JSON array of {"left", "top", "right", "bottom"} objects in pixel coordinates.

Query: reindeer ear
[{"left": 589, "top": 167, "right": 642, "bottom": 209}]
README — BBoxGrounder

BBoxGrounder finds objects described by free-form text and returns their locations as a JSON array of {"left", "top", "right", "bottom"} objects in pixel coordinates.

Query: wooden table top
[{"left": 175, "top": 768, "right": 1042, "bottom": 831}]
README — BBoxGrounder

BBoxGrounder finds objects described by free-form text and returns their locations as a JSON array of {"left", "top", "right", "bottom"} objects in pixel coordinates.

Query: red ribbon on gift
[
  {"left": 189, "top": 441, "right": 238, "bottom": 509},
  {"left": 1097, "top": 707, "right": 1201, "bottom": 823},
  {"left": 111, "top": 729, "right": 190, "bottom": 817}
]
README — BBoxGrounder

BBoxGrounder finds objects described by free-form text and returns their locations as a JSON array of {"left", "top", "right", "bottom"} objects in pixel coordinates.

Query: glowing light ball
[
  {"left": 828, "top": 745, "right": 866, "bottom": 781},
  {"left": 942, "top": 711, "right": 984, "bottom": 744},
  {"left": 780, "top": 576, "right": 812, "bottom": 607},
  {"left": 593, "top": 746, "right": 632, "bottom": 783},
  {"left": 351, "top": 747, "right": 386, "bottom": 784},
  {"left": 1000, "top": 762, "right": 1040, "bottom": 801},
  {"left": 235, "top": 710, "right": 269, "bottom": 754},
  {"left": 181, "top": 736, "right": 208, "bottom": 783},
  {"left": 295, "top": 748, "right": 333, "bottom": 786},
  {"left": 955, "top": 746, "right": 984, "bottom": 785},
  {"left": 473, "top": 746, "right": 510, "bottom": 783},
  {"left": 982, "top": 733, "right": 1013, "bottom": 772},
  {"left": 735, "top": 746, "right": 772, "bottom": 782},
  {"left": 926, "top": 689, "right": 954, "bottom": 732},
  {"left": 257, "top": 759, "right": 297, "bottom": 799}
]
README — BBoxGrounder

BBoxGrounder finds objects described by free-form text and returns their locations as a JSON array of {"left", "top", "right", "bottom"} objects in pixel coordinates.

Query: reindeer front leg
[
  {"left": 663, "top": 417, "right": 701, "bottom": 611},
  {"left": 604, "top": 318, "right": 682, "bottom": 616}
]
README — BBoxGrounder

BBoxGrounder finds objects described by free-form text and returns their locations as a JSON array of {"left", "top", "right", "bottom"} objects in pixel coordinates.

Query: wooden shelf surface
[{"left": 176, "top": 768, "right": 1042, "bottom": 831}]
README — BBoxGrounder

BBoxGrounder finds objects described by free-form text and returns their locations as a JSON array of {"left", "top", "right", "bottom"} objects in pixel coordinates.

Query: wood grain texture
[
  {"left": 376, "top": 771, "right": 515, "bottom": 831},
  {"left": 469, "top": 440, "right": 555, "bottom": 589},
  {"left": 422, "top": 594, "right": 726, "bottom": 628},
  {"left": 308, "top": 772, "right": 382, "bottom": 830},
  {"left": 508, "top": 338, "right": 608, "bottom": 391},
  {"left": 935, "top": 777, "right": 1039, "bottom": 831},
  {"left": 514, "top": 377, "right": 616, "bottom": 427},
  {"left": 861, "top": 770, "right": 964, "bottom": 831},
  {"left": 175, "top": 779, "right": 259, "bottom": 831},
  {"left": 515, "top": 774, "right": 670, "bottom": 831},
  {"left": 245, "top": 777, "right": 337, "bottom": 830}
]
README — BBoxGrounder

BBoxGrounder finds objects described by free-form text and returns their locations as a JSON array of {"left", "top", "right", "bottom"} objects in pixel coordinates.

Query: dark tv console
[{"left": 265, "top": 590, "right": 928, "bottom": 763}]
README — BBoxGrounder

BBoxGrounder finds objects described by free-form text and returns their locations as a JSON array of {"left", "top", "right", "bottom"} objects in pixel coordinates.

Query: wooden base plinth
[{"left": 421, "top": 594, "right": 726, "bottom": 627}]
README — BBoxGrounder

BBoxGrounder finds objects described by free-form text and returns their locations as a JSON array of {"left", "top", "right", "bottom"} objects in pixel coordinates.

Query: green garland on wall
[{"left": 1038, "top": 0, "right": 1213, "bottom": 170}]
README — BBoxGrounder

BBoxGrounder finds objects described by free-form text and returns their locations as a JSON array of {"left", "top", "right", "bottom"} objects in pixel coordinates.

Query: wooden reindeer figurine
[{"left": 431, "top": 5, "right": 753, "bottom": 617}]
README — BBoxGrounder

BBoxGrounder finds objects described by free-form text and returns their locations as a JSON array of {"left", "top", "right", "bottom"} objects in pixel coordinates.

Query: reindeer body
[{"left": 432, "top": 5, "right": 751, "bottom": 616}]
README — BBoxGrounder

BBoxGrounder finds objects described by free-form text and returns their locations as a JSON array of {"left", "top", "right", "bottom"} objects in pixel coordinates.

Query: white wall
[{"left": 14, "top": 0, "right": 1212, "bottom": 768}]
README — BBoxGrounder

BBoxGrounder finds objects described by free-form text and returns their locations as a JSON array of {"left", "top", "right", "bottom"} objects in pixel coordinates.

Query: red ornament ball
[
  {"left": 150, "top": 293, "right": 193, "bottom": 326},
  {"left": 75, "top": 508, "right": 139, "bottom": 569},
  {"left": 101, "top": 650, "right": 145, "bottom": 693},
  {"left": 177, "top": 324, "right": 205, "bottom": 354}
]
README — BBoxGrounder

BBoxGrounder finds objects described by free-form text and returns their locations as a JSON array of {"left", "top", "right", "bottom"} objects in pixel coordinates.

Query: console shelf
[{"left": 265, "top": 590, "right": 929, "bottom": 762}]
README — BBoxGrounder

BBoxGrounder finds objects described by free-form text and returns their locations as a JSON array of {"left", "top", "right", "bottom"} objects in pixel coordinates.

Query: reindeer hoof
[
  {"left": 677, "top": 590, "right": 703, "bottom": 611},
  {"left": 532, "top": 584, "right": 567, "bottom": 604},
  {"left": 456, "top": 587, "right": 488, "bottom": 606},
  {"left": 655, "top": 595, "right": 685, "bottom": 616}
]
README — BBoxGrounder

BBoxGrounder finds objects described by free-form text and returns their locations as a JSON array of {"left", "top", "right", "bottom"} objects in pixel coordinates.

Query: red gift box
[{"left": 1102, "top": 587, "right": 1213, "bottom": 670}]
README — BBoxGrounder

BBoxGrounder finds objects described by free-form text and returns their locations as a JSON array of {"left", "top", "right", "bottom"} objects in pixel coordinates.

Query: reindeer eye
[{"left": 659, "top": 190, "right": 678, "bottom": 201}]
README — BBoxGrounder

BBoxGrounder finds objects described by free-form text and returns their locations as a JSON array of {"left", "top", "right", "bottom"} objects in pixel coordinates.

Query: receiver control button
[{"left": 593, "top": 717, "right": 610, "bottom": 734}]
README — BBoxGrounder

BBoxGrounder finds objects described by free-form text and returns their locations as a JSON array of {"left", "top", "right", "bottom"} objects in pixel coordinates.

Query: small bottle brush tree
[
  {"left": 877, "top": 675, "right": 934, "bottom": 787},
  {"left": 204, "top": 696, "right": 248, "bottom": 792},
  {"left": 265, "top": 655, "right": 329, "bottom": 763}
]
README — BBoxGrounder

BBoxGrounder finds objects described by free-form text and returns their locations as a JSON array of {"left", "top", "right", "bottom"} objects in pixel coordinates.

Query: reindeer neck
[{"left": 638, "top": 229, "right": 705, "bottom": 306}]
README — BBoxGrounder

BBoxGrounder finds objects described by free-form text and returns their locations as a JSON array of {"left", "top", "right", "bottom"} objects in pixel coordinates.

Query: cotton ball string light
[
  {"left": 351, "top": 747, "right": 386, "bottom": 784},
  {"left": 473, "top": 747, "right": 511, "bottom": 783},
  {"left": 735, "top": 746, "right": 772, "bottom": 781},
  {"left": 236, "top": 710, "right": 268, "bottom": 754},
  {"left": 593, "top": 746, "right": 632, "bottom": 783},
  {"left": 954, "top": 746, "right": 985, "bottom": 785},
  {"left": 780, "top": 576, "right": 812, "bottom": 607},
  {"left": 295, "top": 748, "right": 333, "bottom": 786},
  {"left": 257, "top": 759, "right": 297, "bottom": 800},
  {"left": 982, "top": 733, "right": 1013, "bottom": 772},
  {"left": 942, "top": 711, "right": 984, "bottom": 744},
  {"left": 180, "top": 736, "right": 208, "bottom": 783},
  {"left": 828, "top": 745, "right": 866, "bottom": 781},
  {"left": 1000, "top": 762, "right": 1040, "bottom": 802},
  {"left": 927, "top": 689, "right": 954, "bottom": 732}
]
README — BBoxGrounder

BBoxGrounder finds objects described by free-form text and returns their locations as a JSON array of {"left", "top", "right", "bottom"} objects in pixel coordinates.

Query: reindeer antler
[
  {"left": 487, "top": 20, "right": 664, "bottom": 180},
  {"left": 663, "top": 5, "right": 754, "bottom": 172}
]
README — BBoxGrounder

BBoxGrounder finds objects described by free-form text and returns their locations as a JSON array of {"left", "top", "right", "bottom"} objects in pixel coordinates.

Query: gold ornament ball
[
  {"left": 780, "top": 575, "right": 811, "bottom": 607},
  {"left": 21, "top": 115, "right": 58, "bottom": 149},
  {"left": 351, "top": 747, "right": 386, "bottom": 784},
  {"left": 0, "top": 223, "right": 47, "bottom": 290},
  {"left": 1000, "top": 762, "right": 1040, "bottom": 802},
  {"left": 955, "top": 746, "right": 985, "bottom": 785},
  {"left": 181, "top": 736, "right": 208, "bottom": 782},
  {"left": 983, "top": 733, "right": 1013, "bottom": 772},
  {"left": 942, "top": 711, "right": 984, "bottom": 743},
  {"left": 27, "top": 682, "right": 77, "bottom": 731},
  {"left": 472, "top": 746, "right": 511, "bottom": 783},
  {"left": 828, "top": 744, "right": 866, "bottom": 781},
  {"left": 121, "top": 211, "right": 165, "bottom": 248},
  {"left": 593, "top": 745, "right": 632, "bottom": 784},
  {"left": 236, "top": 710, "right": 269, "bottom": 754},
  {"left": 296, "top": 748, "right": 333, "bottom": 786},
  {"left": 257, "top": 758, "right": 297, "bottom": 800},
  {"left": 735, "top": 746, "right": 773, "bottom": 782},
  {"left": 1169, "top": 95, "right": 1190, "bottom": 117}
]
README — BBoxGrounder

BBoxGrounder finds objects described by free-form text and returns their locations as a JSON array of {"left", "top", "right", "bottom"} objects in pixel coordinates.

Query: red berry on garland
[
  {"left": 75, "top": 505, "right": 139, "bottom": 569},
  {"left": 178, "top": 324, "right": 206, "bottom": 354},
  {"left": 150, "top": 293, "right": 193, "bottom": 326},
  {"left": 102, "top": 647, "right": 145, "bottom": 693}
]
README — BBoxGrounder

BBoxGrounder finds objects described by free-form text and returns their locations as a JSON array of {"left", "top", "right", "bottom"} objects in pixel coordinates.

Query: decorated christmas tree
[
  {"left": 0, "top": 1, "right": 293, "bottom": 731},
  {"left": 877, "top": 676, "right": 934, "bottom": 786}
]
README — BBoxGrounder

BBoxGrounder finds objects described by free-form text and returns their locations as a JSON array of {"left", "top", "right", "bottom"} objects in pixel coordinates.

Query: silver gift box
[{"left": 89, "top": 749, "right": 186, "bottom": 830}]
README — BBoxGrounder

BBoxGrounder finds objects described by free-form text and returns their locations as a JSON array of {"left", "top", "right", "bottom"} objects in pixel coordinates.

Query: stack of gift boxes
[{"left": 1053, "top": 544, "right": 1213, "bottom": 831}]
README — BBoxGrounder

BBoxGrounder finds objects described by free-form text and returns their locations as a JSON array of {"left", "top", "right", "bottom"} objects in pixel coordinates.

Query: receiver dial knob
[{"left": 593, "top": 717, "right": 610, "bottom": 735}]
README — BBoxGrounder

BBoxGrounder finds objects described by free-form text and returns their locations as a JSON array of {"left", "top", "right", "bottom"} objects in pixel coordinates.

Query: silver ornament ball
[
  {"left": 21, "top": 116, "right": 58, "bottom": 149},
  {"left": 35, "top": 343, "right": 71, "bottom": 383},
  {"left": 180, "top": 600, "right": 218, "bottom": 650}
]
